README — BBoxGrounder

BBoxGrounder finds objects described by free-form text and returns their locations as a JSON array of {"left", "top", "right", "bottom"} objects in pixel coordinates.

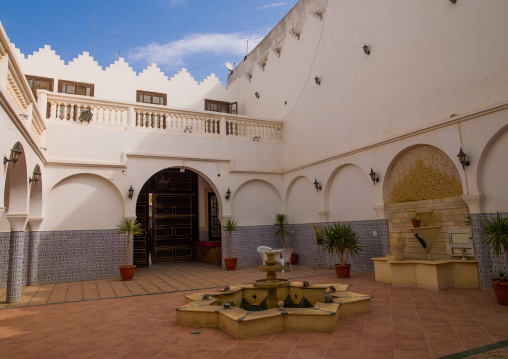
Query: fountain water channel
[{"left": 176, "top": 251, "right": 371, "bottom": 339}]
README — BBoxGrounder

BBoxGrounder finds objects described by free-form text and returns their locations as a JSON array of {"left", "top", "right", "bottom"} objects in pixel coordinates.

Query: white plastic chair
[
  {"left": 257, "top": 246, "right": 272, "bottom": 263},
  {"left": 279, "top": 248, "right": 293, "bottom": 272}
]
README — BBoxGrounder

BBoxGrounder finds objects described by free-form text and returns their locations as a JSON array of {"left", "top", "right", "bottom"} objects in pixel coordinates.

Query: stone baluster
[{"left": 49, "top": 102, "right": 56, "bottom": 120}]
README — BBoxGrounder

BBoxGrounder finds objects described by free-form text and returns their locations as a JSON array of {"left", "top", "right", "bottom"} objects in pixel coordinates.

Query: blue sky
[{"left": 0, "top": 0, "right": 298, "bottom": 85}]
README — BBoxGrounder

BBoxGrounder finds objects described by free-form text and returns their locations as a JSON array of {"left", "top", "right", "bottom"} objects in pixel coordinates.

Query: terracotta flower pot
[
  {"left": 334, "top": 264, "right": 351, "bottom": 278},
  {"left": 411, "top": 219, "right": 421, "bottom": 228},
  {"left": 224, "top": 257, "right": 238, "bottom": 271},
  {"left": 119, "top": 265, "right": 136, "bottom": 281},
  {"left": 290, "top": 253, "right": 298, "bottom": 265},
  {"left": 490, "top": 279, "right": 508, "bottom": 306}
]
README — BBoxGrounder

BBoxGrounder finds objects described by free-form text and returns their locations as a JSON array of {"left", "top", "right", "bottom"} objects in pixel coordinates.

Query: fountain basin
[{"left": 176, "top": 281, "right": 371, "bottom": 339}]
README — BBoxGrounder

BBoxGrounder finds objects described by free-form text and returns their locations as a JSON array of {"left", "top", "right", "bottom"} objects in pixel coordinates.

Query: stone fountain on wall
[
  {"left": 176, "top": 252, "right": 371, "bottom": 339},
  {"left": 373, "top": 210, "right": 480, "bottom": 290}
]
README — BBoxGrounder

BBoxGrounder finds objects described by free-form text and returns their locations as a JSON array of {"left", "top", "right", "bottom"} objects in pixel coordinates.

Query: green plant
[
  {"left": 411, "top": 215, "right": 420, "bottom": 221},
  {"left": 482, "top": 212, "right": 508, "bottom": 274},
  {"left": 223, "top": 219, "right": 238, "bottom": 258},
  {"left": 116, "top": 218, "right": 144, "bottom": 266},
  {"left": 322, "top": 223, "right": 363, "bottom": 265},
  {"left": 493, "top": 272, "right": 508, "bottom": 283},
  {"left": 274, "top": 213, "right": 290, "bottom": 249},
  {"left": 312, "top": 223, "right": 324, "bottom": 245}
]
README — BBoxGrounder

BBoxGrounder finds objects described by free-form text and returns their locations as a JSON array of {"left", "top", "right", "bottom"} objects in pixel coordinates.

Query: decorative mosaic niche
[{"left": 387, "top": 145, "right": 462, "bottom": 203}]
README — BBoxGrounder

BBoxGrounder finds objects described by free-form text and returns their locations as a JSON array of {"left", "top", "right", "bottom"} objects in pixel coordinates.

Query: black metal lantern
[
  {"left": 457, "top": 148, "right": 470, "bottom": 169},
  {"left": 363, "top": 44, "right": 370, "bottom": 55},
  {"left": 29, "top": 165, "right": 42, "bottom": 186},
  {"left": 79, "top": 108, "right": 93, "bottom": 122},
  {"left": 225, "top": 188, "right": 231, "bottom": 201},
  {"left": 369, "top": 168, "right": 379, "bottom": 185},
  {"left": 450, "top": 0, "right": 457, "bottom": 4},
  {"left": 3, "top": 142, "right": 23, "bottom": 167},
  {"left": 255, "top": 92, "right": 260, "bottom": 99},
  {"left": 128, "top": 185, "right": 134, "bottom": 199},
  {"left": 313, "top": 179, "right": 322, "bottom": 192},
  {"left": 314, "top": 76, "right": 321, "bottom": 85}
]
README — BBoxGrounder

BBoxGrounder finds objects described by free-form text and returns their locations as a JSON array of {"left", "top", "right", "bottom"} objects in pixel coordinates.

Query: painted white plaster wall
[
  {"left": 40, "top": 174, "right": 124, "bottom": 231},
  {"left": 231, "top": 180, "right": 282, "bottom": 226},
  {"left": 328, "top": 165, "right": 377, "bottom": 222},
  {"left": 286, "top": 177, "right": 320, "bottom": 224},
  {"left": 480, "top": 126, "right": 508, "bottom": 213}
]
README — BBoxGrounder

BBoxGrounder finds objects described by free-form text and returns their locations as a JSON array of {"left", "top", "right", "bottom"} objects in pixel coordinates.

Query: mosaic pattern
[
  {"left": 27, "top": 231, "right": 41, "bottom": 286},
  {"left": 223, "top": 220, "right": 389, "bottom": 273},
  {"left": 437, "top": 339, "right": 508, "bottom": 359},
  {"left": 6, "top": 231, "right": 29, "bottom": 303},
  {"left": 471, "top": 213, "right": 508, "bottom": 288},
  {"left": 388, "top": 145, "right": 462, "bottom": 203},
  {"left": 0, "top": 232, "right": 9, "bottom": 287}
]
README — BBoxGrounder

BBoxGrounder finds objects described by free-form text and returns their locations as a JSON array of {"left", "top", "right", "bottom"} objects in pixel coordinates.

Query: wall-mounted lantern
[
  {"left": 313, "top": 179, "right": 322, "bottom": 192},
  {"left": 253, "top": 136, "right": 260, "bottom": 142},
  {"left": 369, "top": 168, "right": 379, "bottom": 185},
  {"left": 363, "top": 44, "right": 371, "bottom": 55},
  {"left": 128, "top": 185, "right": 134, "bottom": 199},
  {"left": 457, "top": 148, "right": 470, "bottom": 170},
  {"left": 314, "top": 76, "right": 321, "bottom": 85},
  {"left": 29, "top": 165, "right": 42, "bottom": 186},
  {"left": 184, "top": 126, "right": 192, "bottom": 133},
  {"left": 225, "top": 188, "right": 231, "bottom": 201},
  {"left": 449, "top": 0, "right": 457, "bottom": 4},
  {"left": 79, "top": 108, "right": 93, "bottom": 122},
  {"left": 255, "top": 92, "right": 260, "bottom": 99},
  {"left": 3, "top": 142, "right": 23, "bottom": 167}
]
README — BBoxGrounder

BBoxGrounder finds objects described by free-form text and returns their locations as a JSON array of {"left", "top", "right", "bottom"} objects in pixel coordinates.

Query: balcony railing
[{"left": 43, "top": 92, "right": 283, "bottom": 142}]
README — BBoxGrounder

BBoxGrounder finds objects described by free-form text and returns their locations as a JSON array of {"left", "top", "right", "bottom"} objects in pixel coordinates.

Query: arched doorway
[{"left": 133, "top": 167, "right": 221, "bottom": 267}]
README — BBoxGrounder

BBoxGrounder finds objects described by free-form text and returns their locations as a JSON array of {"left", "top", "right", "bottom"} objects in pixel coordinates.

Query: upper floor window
[
  {"left": 58, "top": 80, "right": 94, "bottom": 97},
  {"left": 26, "top": 75, "right": 54, "bottom": 100},
  {"left": 205, "top": 99, "right": 237, "bottom": 114},
  {"left": 137, "top": 90, "right": 167, "bottom": 105}
]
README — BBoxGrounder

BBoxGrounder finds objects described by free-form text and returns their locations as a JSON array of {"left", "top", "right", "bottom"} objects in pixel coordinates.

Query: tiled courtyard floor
[{"left": 0, "top": 263, "right": 507, "bottom": 359}]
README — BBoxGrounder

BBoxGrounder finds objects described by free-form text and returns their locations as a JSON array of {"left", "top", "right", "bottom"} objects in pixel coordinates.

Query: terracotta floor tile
[
  {"left": 258, "top": 342, "right": 295, "bottom": 354},
  {"left": 361, "top": 338, "right": 393, "bottom": 350},
  {"left": 156, "top": 346, "right": 197, "bottom": 358},
  {"left": 329, "top": 336, "right": 362, "bottom": 348},
  {"left": 290, "top": 344, "right": 327, "bottom": 357},
  {"left": 251, "top": 354, "right": 287, "bottom": 359},
  {"left": 324, "top": 347, "right": 359, "bottom": 359},
  {"left": 395, "top": 350, "right": 433, "bottom": 359},
  {"left": 394, "top": 339, "right": 430, "bottom": 352},
  {"left": 427, "top": 340, "right": 466, "bottom": 354},
  {"left": 219, "top": 351, "right": 255, "bottom": 359},
  {"left": 185, "top": 348, "right": 225, "bottom": 359},
  {"left": 228, "top": 341, "right": 266, "bottom": 352},
  {"left": 362, "top": 328, "right": 393, "bottom": 340},
  {"left": 359, "top": 349, "right": 395, "bottom": 359}
]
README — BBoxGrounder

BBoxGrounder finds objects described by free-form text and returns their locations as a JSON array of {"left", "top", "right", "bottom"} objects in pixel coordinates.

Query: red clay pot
[
  {"left": 334, "top": 264, "right": 351, "bottom": 278},
  {"left": 490, "top": 279, "right": 508, "bottom": 306},
  {"left": 290, "top": 253, "right": 298, "bottom": 265},
  {"left": 411, "top": 219, "right": 421, "bottom": 228},
  {"left": 119, "top": 265, "right": 136, "bottom": 281},
  {"left": 224, "top": 257, "right": 238, "bottom": 271}
]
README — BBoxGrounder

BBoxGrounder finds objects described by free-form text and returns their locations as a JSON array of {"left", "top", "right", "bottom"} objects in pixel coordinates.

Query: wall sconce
[
  {"left": 253, "top": 136, "right": 260, "bottom": 141},
  {"left": 369, "top": 168, "right": 379, "bottom": 185},
  {"left": 313, "top": 179, "right": 322, "bottom": 192},
  {"left": 449, "top": 0, "right": 457, "bottom": 4},
  {"left": 184, "top": 126, "right": 192, "bottom": 133},
  {"left": 225, "top": 188, "right": 231, "bottom": 201},
  {"left": 3, "top": 142, "right": 23, "bottom": 167},
  {"left": 314, "top": 76, "right": 321, "bottom": 85},
  {"left": 363, "top": 44, "right": 371, "bottom": 55},
  {"left": 128, "top": 185, "right": 134, "bottom": 199},
  {"left": 79, "top": 109, "right": 93, "bottom": 122},
  {"left": 19, "top": 113, "right": 29, "bottom": 120},
  {"left": 255, "top": 92, "right": 260, "bottom": 99},
  {"left": 29, "top": 165, "right": 42, "bottom": 186},
  {"left": 457, "top": 148, "right": 470, "bottom": 169}
]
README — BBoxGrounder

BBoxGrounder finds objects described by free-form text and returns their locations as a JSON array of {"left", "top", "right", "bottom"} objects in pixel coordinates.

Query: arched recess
[
  {"left": 4, "top": 142, "right": 29, "bottom": 217},
  {"left": 40, "top": 173, "right": 124, "bottom": 231},
  {"left": 383, "top": 144, "right": 467, "bottom": 260},
  {"left": 285, "top": 176, "right": 320, "bottom": 224},
  {"left": 326, "top": 164, "right": 377, "bottom": 221},
  {"left": 383, "top": 144, "right": 463, "bottom": 204},
  {"left": 232, "top": 179, "right": 282, "bottom": 226},
  {"left": 28, "top": 165, "right": 43, "bottom": 221},
  {"left": 477, "top": 124, "right": 508, "bottom": 213}
]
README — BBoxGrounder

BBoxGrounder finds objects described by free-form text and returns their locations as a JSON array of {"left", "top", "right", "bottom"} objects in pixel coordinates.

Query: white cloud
[
  {"left": 127, "top": 32, "right": 264, "bottom": 69},
  {"left": 259, "top": 2, "right": 287, "bottom": 9}
]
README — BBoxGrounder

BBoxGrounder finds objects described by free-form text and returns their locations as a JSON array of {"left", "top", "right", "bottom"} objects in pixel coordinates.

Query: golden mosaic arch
[{"left": 388, "top": 146, "right": 463, "bottom": 203}]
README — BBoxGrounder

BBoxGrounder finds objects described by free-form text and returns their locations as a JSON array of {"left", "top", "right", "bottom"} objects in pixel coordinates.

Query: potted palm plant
[
  {"left": 411, "top": 215, "right": 421, "bottom": 228},
  {"left": 274, "top": 214, "right": 297, "bottom": 263},
  {"left": 223, "top": 219, "right": 239, "bottom": 271},
  {"left": 116, "top": 218, "right": 144, "bottom": 281},
  {"left": 322, "top": 223, "right": 363, "bottom": 278},
  {"left": 481, "top": 212, "right": 508, "bottom": 305}
]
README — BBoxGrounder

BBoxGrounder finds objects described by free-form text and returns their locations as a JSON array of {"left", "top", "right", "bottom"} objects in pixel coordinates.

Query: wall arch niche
[
  {"left": 286, "top": 176, "right": 319, "bottom": 224},
  {"left": 327, "top": 164, "right": 377, "bottom": 222},
  {"left": 479, "top": 125, "right": 508, "bottom": 213},
  {"left": 40, "top": 173, "right": 124, "bottom": 231},
  {"left": 232, "top": 180, "right": 282, "bottom": 226},
  {"left": 384, "top": 145, "right": 468, "bottom": 260}
]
